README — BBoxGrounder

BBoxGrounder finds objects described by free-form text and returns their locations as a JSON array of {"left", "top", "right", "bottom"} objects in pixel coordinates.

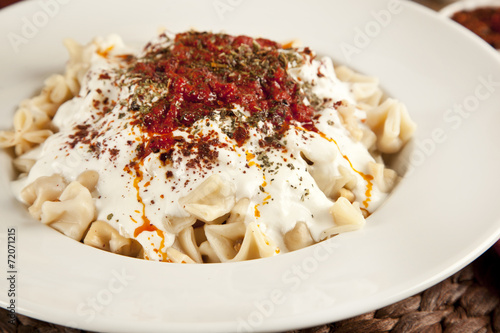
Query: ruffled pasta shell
[
  {"left": 227, "top": 198, "right": 250, "bottom": 224},
  {"left": 84, "top": 220, "right": 142, "bottom": 257},
  {"left": 179, "top": 174, "right": 235, "bottom": 223},
  {"left": 198, "top": 241, "right": 220, "bottom": 263},
  {"left": 366, "top": 98, "right": 417, "bottom": 154},
  {"left": 13, "top": 157, "right": 36, "bottom": 174},
  {"left": 76, "top": 170, "right": 99, "bottom": 192},
  {"left": 337, "top": 101, "right": 363, "bottom": 142},
  {"left": 163, "top": 215, "right": 196, "bottom": 235},
  {"left": 204, "top": 222, "right": 246, "bottom": 262},
  {"left": 368, "top": 161, "right": 398, "bottom": 193},
  {"left": 166, "top": 247, "right": 196, "bottom": 264},
  {"left": 321, "top": 197, "right": 365, "bottom": 240},
  {"left": 204, "top": 222, "right": 277, "bottom": 262},
  {"left": 177, "top": 226, "right": 202, "bottom": 263},
  {"left": 231, "top": 223, "right": 277, "bottom": 262}
]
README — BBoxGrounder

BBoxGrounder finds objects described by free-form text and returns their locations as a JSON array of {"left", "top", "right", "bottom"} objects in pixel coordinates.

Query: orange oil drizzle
[
  {"left": 97, "top": 45, "right": 115, "bottom": 58},
  {"left": 282, "top": 40, "right": 296, "bottom": 49},
  {"left": 246, "top": 153, "right": 272, "bottom": 218},
  {"left": 263, "top": 194, "right": 272, "bottom": 204},
  {"left": 255, "top": 190, "right": 272, "bottom": 218},
  {"left": 254, "top": 205, "right": 261, "bottom": 218},
  {"left": 246, "top": 152, "right": 260, "bottom": 168},
  {"left": 126, "top": 161, "right": 168, "bottom": 261}
]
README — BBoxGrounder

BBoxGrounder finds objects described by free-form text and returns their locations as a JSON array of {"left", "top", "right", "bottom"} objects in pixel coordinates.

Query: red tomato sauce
[{"left": 126, "top": 31, "right": 316, "bottom": 154}]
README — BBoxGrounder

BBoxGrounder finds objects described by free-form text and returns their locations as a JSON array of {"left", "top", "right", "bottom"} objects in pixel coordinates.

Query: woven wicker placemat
[{"left": 1, "top": 247, "right": 499, "bottom": 333}]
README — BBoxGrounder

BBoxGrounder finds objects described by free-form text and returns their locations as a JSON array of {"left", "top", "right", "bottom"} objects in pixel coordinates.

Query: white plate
[{"left": 1, "top": 1, "right": 500, "bottom": 332}]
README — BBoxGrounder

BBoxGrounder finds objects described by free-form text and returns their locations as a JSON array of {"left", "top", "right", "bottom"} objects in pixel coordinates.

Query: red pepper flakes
[
  {"left": 99, "top": 73, "right": 111, "bottom": 80},
  {"left": 123, "top": 31, "right": 317, "bottom": 160}
]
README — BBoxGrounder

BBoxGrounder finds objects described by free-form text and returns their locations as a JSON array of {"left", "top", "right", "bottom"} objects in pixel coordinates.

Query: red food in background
[
  {"left": 0, "top": 0, "right": 19, "bottom": 9},
  {"left": 494, "top": 239, "right": 500, "bottom": 256}
]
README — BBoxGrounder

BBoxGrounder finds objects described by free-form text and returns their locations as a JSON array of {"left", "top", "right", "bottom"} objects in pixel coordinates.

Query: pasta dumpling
[
  {"left": 204, "top": 222, "right": 277, "bottom": 262},
  {"left": 84, "top": 220, "right": 143, "bottom": 257},
  {"left": 337, "top": 101, "right": 363, "bottom": 142},
  {"left": 77, "top": 170, "right": 99, "bottom": 192},
  {"left": 227, "top": 198, "right": 250, "bottom": 224},
  {"left": 204, "top": 222, "right": 247, "bottom": 262},
  {"left": 334, "top": 65, "right": 384, "bottom": 108},
  {"left": 13, "top": 156, "right": 36, "bottom": 174},
  {"left": 23, "top": 74, "right": 73, "bottom": 117},
  {"left": 163, "top": 215, "right": 197, "bottom": 235},
  {"left": 20, "top": 174, "right": 67, "bottom": 220},
  {"left": 366, "top": 98, "right": 417, "bottom": 154},
  {"left": 321, "top": 197, "right": 366, "bottom": 240},
  {"left": 232, "top": 223, "right": 278, "bottom": 262},
  {"left": 368, "top": 161, "right": 399, "bottom": 193},
  {"left": 284, "top": 222, "right": 315, "bottom": 251},
  {"left": 179, "top": 174, "right": 235, "bottom": 224},
  {"left": 328, "top": 165, "right": 358, "bottom": 200},
  {"left": 0, "top": 107, "right": 53, "bottom": 156},
  {"left": 176, "top": 226, "right": 203, "bottom": 263},
  {"left": 199, "top": 240, "right": 221, "bottom": 263},
  {"left": 165, "top": 247, "right": 196, "bottom": 264}
]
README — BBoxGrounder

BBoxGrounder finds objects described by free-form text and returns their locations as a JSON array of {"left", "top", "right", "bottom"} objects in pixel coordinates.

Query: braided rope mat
[{"left": 1, "top": 248, "right": 498, "bottom": 333}]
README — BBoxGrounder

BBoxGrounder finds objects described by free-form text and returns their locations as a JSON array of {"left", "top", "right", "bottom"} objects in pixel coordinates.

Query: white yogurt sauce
[{"left": 13, "top": 33, "right": 387, "bottom": 261}]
